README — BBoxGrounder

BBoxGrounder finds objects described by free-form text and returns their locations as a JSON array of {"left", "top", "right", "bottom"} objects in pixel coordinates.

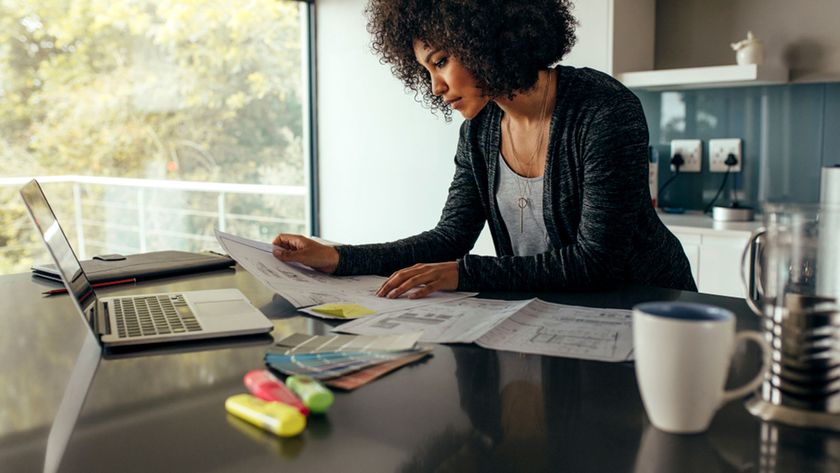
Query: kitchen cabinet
[
  {"left": 673, "top": 232, "right": 701, "bottom": 287},
  {"left": 663, "top": 214, "right": 759, "bottom": 298},
  {"left": 671, "top": 229, "right": 752, "bottom": 297},
  {"left": 698, "top": 233, "right": 752, "bottom": 297},
  {"left": 561, "top": 0, "right": 655, "bottom": 75},
  {"left": 564, "top": 1, "right": 790, "bottom": 90}
]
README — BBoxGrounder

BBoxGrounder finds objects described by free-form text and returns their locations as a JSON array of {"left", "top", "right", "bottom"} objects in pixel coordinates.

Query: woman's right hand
[{"left": 272, "top": 233, "right": 340, "bottom": 274}]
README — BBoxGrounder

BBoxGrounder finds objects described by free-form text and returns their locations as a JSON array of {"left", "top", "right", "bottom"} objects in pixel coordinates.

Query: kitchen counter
[
  {"left": 1, "top": 269, "right": 835, "bottom": 472},
  {"left": 657, "top": 210, "right": 762, "bottom": 237}
]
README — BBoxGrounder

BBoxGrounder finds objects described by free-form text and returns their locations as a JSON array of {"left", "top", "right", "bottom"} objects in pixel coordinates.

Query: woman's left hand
[{"left": 376, "top": 261, "right": 459, "bottom": 299}]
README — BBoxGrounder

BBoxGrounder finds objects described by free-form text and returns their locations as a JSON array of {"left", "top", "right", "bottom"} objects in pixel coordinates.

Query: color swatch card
[
  {"left": 266, "top": 349, "right": 431, "bottom": 380},
  {"left": 323, "top": 351, "right": 432, "bottom": 390},
  {"left": 265, "top": 332, "right": 431, "bottom": 385},
  {"left": 270, "top": 332, "right": 422, "bottom": 355}
]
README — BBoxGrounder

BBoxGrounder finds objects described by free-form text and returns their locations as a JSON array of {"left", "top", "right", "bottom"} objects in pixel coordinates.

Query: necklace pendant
[{"left": 517, "top": 197, "right": 528, "bottom": 233}]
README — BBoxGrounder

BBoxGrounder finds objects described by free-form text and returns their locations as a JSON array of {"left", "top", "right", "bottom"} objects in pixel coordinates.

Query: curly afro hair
[{"left": 366, "top": 0, "right": 577, "bottom": 119}]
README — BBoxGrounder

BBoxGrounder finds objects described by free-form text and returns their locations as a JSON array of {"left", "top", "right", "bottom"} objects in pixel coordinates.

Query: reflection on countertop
[{"left": 0, "top": 302, "right": 310, "bottom": 439}]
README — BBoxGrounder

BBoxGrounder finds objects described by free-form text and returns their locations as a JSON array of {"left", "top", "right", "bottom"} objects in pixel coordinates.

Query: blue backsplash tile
[
  {"left": 823, "top": 83, "right": 840, "bottom": 168},
  {"left": 635, "top": 82, "right": 837, "bottom": 211}
]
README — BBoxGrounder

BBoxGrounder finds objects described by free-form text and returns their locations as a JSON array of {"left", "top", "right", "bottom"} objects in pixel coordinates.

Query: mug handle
[
  {"left": 721, "top": 331, "right": 772, "bottom": 404},
  {"left": 740, "top": 227, "right": 766, "bottom": 317}
]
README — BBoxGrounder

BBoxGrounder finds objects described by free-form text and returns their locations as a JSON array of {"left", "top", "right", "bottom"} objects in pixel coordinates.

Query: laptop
[{"left": 20, "top": 179, "right": 274, "bottom": 347}]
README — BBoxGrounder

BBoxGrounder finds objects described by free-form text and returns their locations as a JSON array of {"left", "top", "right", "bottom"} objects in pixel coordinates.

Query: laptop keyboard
[{"left": 112, "top": 294, "right": 202, "bottom": 338}]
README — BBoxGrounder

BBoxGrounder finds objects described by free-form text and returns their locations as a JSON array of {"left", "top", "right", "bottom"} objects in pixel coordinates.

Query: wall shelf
[{"left": 616, "top": 64, "right": 788, "bottom": 90}]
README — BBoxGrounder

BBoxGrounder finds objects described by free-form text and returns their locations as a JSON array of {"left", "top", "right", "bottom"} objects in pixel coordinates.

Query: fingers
[
  {"left": 271, "top": 233, "right": 309, "bottom": 263},
  {"left": 378, "top": 267, "right": 438, "bottom": 299},
  {"left": 272, "top": 233, "right": 288, "bottom": 246},
  {"left": 272, "top": 245, "right": 314, "bottom": 265},
  {"left": 407, "top": 281, "right": 440, "bottom": 299},
  {"left": 377, "top": 262, "right": 458, "bottom": 299},
  {"left": 376, "top": 265, "right": 423, "bottom": 297},
  {"left": 271, "top": 234, "right": 339, "bottom": 273},
  {"left": 273, "top": 233, "right": 307, "bottom": 250},
  {"left": 390, "top": 274, "right": 435, "bottom": 299},
  {"left": 272, "top": 246, "right": 301, "bottom": 263}
]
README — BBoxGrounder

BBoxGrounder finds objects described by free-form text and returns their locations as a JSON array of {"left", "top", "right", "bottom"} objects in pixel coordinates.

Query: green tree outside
[{"left": 0, "top": 0, "right": 308, "bottom": 274}]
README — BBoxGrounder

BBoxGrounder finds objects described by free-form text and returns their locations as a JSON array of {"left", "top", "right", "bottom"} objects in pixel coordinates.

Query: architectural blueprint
[
  {"left": 337, "top": 298, "right": 633, "bottom": 362},
  {"left": 215, "top": 230, "right": 476, "bottom": 316}
]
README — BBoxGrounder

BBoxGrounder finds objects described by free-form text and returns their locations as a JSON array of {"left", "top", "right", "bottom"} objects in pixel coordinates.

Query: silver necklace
[{"left": 504, "top": 71, "right": 552, "bottom": 233}]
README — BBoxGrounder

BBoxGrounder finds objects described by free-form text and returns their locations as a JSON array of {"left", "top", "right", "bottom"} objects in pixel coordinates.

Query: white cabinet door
[
  {"left": 672, "top": 231, "right": 701, "bottom": 287},
  {"left": 698, "top": 235, "right": 751, "bottom": 298}
]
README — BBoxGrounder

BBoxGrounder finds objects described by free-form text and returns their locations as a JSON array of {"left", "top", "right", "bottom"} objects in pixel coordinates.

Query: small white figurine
[{"left": 730, "top": 31, "right": 764, "bottom": 65}]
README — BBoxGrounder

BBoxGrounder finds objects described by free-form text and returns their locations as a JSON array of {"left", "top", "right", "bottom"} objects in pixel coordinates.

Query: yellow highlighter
[{"left": 225, "top": 393, "right": 306, "bottom": 437}]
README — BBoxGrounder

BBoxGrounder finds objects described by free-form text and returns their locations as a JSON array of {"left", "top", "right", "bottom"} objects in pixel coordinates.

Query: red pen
[
  {"left": 244, "top": 369, "right": 310, "bottom": 416},
  {"left": 41, "top": 277, "right": 137, "bottom": 296}
]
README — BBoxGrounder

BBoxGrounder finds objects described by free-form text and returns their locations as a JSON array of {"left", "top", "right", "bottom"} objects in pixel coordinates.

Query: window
[{"left": 0, "top": 0, "right": 313, "bottom": 274}]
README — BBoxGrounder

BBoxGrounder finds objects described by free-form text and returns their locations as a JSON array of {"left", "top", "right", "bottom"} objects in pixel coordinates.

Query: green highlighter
[{"left": 286, "top": 375, "right": 334, "bottom": 414}]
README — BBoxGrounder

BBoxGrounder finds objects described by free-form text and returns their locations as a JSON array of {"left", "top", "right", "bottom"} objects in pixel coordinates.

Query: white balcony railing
[{"left": 0, "top": 175, "right": 307, "bottom": 262}]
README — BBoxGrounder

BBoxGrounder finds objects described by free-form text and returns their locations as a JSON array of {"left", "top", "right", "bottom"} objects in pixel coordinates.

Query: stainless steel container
[{"left": 712, "top": 204, "right": 754, "bottom": 222}]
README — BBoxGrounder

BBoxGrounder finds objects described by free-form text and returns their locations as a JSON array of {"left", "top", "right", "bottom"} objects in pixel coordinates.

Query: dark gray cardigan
[{"left": 334, "top": 66, "right": 696, "bottom": 292}]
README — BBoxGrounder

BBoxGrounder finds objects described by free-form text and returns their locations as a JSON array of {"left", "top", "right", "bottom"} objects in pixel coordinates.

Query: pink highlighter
[{"left": 244, "top": 369, "right": 310, "bottom": 416}]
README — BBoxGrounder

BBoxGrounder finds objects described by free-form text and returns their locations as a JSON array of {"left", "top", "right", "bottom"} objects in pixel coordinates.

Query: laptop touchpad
[{"left": 193, "top": 299, "right": 254, "bottom": 318}]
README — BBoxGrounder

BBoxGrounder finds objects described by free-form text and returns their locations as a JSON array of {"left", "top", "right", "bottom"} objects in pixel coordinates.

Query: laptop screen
[{"left": 20, "top": 180, "right": 97, "bottom": 328}]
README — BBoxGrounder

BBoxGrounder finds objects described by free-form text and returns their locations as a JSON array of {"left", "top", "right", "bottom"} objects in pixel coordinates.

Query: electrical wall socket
[
  {"left": 709, "top": 138, "right": 742, "bottom": 173},
  {"left": 670, "top": 139, "right": 702, "bottom": 172}
]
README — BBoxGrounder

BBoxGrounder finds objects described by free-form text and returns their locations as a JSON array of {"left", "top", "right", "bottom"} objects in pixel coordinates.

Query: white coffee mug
[{"left": 633, "top": 302, "right": 771, "bottom": 434}]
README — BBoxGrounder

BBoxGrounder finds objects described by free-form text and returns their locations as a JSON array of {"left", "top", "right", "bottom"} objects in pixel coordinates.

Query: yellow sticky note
[{"left": 310, "top": 303, "right": 376, "bottom": 318}]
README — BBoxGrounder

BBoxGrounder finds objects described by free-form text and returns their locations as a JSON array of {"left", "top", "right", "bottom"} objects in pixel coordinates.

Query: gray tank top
[{"left": 496, "top": 154, "right": 551, "bottom": 256}]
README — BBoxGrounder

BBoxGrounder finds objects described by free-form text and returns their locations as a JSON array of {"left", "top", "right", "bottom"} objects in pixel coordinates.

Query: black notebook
[{"left": 32, "top": 250, "right": 235, "bottom": 284}]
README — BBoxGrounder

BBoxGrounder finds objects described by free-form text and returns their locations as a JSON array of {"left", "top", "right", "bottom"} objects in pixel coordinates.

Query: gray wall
[
  {"left": 315, "top": 0, "right": 840, "bottom": 229},
  {"left": 315, "top": 0, "right": 494, "bottom": 255},
  {"left": 656, "top": 0, "right": 840, "bottom": 82},
  {"left": 646, "top": 0, "right": 840, "bottom": 210}
]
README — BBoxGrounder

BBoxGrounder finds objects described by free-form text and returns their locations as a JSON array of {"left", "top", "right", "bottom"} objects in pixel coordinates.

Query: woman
[{"left": 272, "top": 0, "right": 696, "bottom": 298}]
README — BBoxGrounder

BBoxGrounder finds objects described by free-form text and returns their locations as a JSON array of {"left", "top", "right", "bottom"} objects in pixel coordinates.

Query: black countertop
[{"left": 0, "top": 268, "right": 837, "bottom": 473}]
